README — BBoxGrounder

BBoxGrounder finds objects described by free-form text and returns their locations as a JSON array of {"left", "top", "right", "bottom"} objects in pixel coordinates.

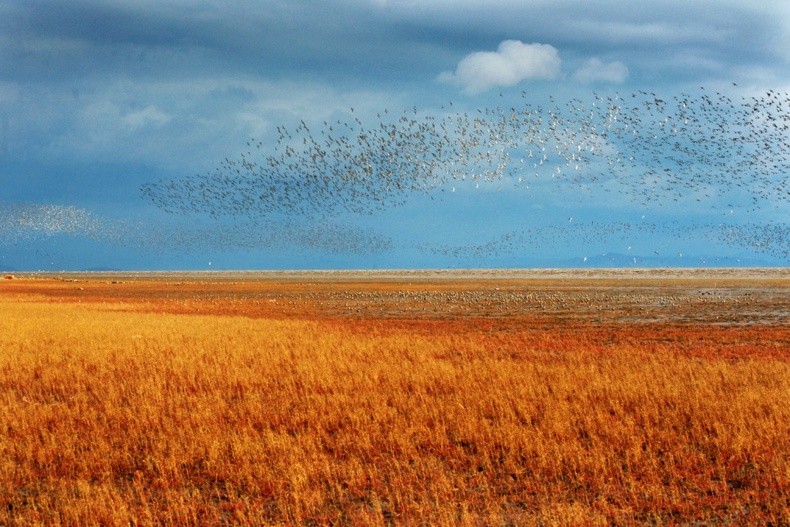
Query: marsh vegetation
[{"left": 1, "top": 271, "right": 788, "bottom": 525}]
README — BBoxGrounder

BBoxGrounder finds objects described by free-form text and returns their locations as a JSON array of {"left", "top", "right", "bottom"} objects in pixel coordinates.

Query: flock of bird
[
  {"left": 142, "top": 87, "right": 790, "bottom": 218},
  {"left": 0, "top": 202, "right": 391, "bottom": 257},
  {"left": 5, "top": 200, "right": 787, "bottom": 263},
  {"left": 4, "top": 87, "right": 790, "bottom": 264},
  {"left": 0, "top": 203, "right": 115, "bottom": 244},
  {"left": 137, "top": 219, "right": 393, "bottom": 257},
  {"left": 419, "top": 219, "right": 790, "bottom": 261},
  {"left": 137, "top": 86, "right": 790, "bottom": 261}
]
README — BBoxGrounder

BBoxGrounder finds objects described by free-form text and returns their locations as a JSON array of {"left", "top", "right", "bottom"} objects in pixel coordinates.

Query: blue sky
[{"left": 2, "top": 0, "right": 790, "bottom": 270}]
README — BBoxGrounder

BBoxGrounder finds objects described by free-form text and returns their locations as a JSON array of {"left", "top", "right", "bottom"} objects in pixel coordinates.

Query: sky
[{"left": 2, "top": 0, "right": 790, "bottom": 271}]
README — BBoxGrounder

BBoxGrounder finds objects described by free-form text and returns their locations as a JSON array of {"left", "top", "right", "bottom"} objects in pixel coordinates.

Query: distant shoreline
[{"left": 5, "top": 267, "right": 790, "bottom": 282}]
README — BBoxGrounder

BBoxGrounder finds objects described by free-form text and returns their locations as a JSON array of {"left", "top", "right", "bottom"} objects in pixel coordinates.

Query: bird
[{"left": 130, "top": 85, "right": 790, "bottom": 259}]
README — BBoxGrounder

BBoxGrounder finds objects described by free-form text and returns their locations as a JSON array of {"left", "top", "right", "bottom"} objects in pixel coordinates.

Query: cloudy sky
[{"left": 2, "top": 0, "right": 790, "bottom": 270}]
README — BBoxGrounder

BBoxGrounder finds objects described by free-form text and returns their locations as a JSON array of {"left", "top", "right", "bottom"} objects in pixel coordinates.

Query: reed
[{"left": 1, "top": 279, "right": 788, "bottom": 525}]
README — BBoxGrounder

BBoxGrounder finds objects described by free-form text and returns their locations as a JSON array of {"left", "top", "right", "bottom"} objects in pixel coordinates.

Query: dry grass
[{"left": 1, "top": 274, "right": 789, "bottom": 525}]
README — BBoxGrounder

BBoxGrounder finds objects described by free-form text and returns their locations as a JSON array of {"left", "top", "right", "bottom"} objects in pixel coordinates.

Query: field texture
[{"left": 1, "top": 270, "right": 789, "bottom": 525}]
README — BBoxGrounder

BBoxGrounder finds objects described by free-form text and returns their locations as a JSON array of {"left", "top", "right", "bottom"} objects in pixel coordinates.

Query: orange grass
[{"left": 1, "top": 276, "right": 789, "bottom": 525}]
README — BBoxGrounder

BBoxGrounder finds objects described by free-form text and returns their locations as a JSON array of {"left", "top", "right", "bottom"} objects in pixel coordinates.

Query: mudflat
[{"left": 6, "top": 267, "right": 790, "bottom": 325}]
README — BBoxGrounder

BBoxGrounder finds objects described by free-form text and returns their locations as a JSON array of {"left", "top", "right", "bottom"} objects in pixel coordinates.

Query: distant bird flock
[
  {"left": 142, "top": 88, "right": 790, "bottom": 217},
  {"left": 3, "top": 87, "right": 790, "bottom": 263},
  {"left": 0, "top": 204, "right": 391, "bottom": 257}
]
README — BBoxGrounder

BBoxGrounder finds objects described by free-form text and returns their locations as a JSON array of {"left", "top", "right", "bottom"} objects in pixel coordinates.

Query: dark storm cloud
[
  {"left": 2, "top": 0, "right": 445, "bottom": 85},
  {"left": 4, "top": 0, "right": 787, "bottom": 88}
]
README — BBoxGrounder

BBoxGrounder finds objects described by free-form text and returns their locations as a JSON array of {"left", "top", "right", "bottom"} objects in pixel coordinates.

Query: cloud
[
  {"left": 572, "top": 58, "right": 629, "bottom": 84},
  {"left": 123, "top": 105, "right": 171, "bottom": 130},
  {"left": 439, "top": 40, "right": 561, "bottom": 94}
]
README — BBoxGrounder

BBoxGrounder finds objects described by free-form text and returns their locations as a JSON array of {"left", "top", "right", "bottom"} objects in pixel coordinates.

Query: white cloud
[
  {"left": 572, "top": 58, "right": 629, "bottom": 84},
  {"left": 123, "top": 105, "right": 171, "bottom": 130},
  {"left": 14, "top": 76, "right": 410, "bottom": 174},
  {"left": 439, "top": 40, "right": 561, "bottom": 94}
]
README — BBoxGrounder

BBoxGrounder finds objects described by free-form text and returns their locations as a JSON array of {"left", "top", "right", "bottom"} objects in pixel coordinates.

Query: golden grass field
[{"left": 1, "top": 269, "right": 789, "bottom": 526}]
